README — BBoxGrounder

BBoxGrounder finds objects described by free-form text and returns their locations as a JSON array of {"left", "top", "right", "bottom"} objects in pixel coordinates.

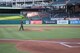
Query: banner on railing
[
  {"left": 57, "top": 20, "right": 68, "bottom": 24},
  {"left": 31, "top": 20, "right": 42, "bottom": 24}
]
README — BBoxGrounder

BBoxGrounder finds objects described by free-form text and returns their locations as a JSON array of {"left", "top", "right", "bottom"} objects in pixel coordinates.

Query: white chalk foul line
[
  {"left": 59, "top": 42, "right": 80, "bottom": 48},
  {"left": 59, "top": 42, "right": 72, "bottom": 48}
]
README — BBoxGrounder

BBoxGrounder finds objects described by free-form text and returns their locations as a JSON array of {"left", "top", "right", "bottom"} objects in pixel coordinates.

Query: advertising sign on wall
[
  {"left": 42, "top": 20, "right": 57, "bottom": 24},
  {"left": 57, "top": 20, "right": 68, "bottom": 24},
  {"left": 31, "top": 20, "right": 42, "bottom": 24},
  {"left": 26, "top": 20, "right": 30, "bottom": 24},
  {"left": 70, "top": 20, "right": 80, "bottom": 24}
]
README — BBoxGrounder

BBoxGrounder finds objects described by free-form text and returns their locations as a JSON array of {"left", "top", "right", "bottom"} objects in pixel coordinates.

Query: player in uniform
[
  {"left": 19, "top": 20, "right": 24, "bottom": 31},
  {"left": 19, "top": 15, "right": 24, "bottom": 31}
]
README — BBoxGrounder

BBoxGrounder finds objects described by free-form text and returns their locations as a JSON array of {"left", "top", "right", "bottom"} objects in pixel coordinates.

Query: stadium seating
[
  {"left": 69, "top": 13, "right": 80, "bottom": 18},
  {"left": 68, "top": 0, "right": 80, "bottom": 4},
  {"left": 49, "top": 12, "right": 68, "bottom": 18},
  {"left": 0, "top": 2, "right": 12, "bottom": 7}
]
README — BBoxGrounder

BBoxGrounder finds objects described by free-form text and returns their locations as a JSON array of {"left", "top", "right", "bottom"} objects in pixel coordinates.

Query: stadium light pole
[
  {"left": 32, "top": 0, "right": 35, "bottom": 5},
  {"left": 24, "top": 0, "right": 26, "bottom": 6},
  {"left": 15, "top": 0, "right": 17, "bottom": 7},
  {"left": 12, "top": 0, "right": 13, "bottom": 7},
  {"left": 42, "top": 0, "right": 44, "bottom": 6},
  {"left": 5, "top": 0, "right": 7, "bottom": 7},
  {"left": 66, "top": 0, "right": 70, "bottom": 17}
]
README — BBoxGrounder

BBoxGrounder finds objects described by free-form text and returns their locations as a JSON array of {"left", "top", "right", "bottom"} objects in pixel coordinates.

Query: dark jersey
[
  {"left": 19, "top": 20, "right": 24, "bottom": 31},
  {"left": 20, "top": 20, "right": 23, "bottom": 26}
]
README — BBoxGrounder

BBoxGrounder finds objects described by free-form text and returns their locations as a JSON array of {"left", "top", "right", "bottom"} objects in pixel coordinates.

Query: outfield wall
[
  {"left": 0, "top": 19, "right": 80, "bottom": 24},
  {"left": 0, "top": 20, "right": 30, "bottom": 24}
]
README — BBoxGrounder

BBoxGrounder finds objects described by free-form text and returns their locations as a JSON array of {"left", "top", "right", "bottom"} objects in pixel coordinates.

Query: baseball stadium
[{"left": 0, "top": 0, "right": 80, "bottom": 53}]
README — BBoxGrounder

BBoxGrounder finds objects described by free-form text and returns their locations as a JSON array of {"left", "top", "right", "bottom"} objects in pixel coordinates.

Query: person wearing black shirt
[{"left": 19, "top": 20, "right": 24, "bottom": 31}]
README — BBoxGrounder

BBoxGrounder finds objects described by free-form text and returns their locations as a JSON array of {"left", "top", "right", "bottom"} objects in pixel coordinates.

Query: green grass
[
  {"left": 0, "top": 25, "right": 80, "bottom": 53},
  {"left": 0, "top": 16, "right": 21, "bottom": 20},
  {"left": 0, "top": 16, "right": 28, "bottom": 20},
  {"left": 0, "top": 25, "right": 80, "bottom": 39},
  {"left": 0, "top": 43, "right": 29, "bottom": 53}
]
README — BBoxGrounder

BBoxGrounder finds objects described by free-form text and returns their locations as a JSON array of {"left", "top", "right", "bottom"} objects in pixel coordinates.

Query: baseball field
[{"left": 0, "top": 24, "right": 80, "bottom": 53}]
